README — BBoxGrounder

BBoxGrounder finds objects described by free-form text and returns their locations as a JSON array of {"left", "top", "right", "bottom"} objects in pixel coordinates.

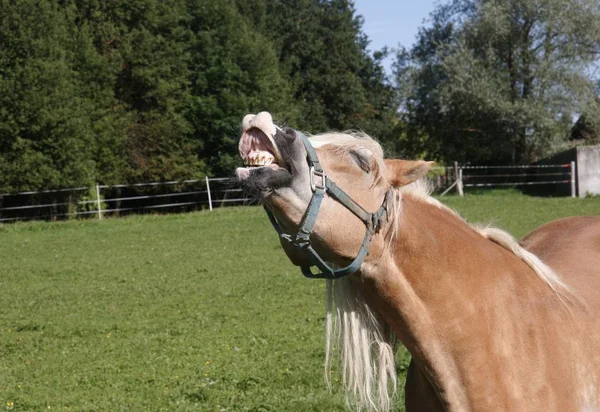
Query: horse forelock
[{"left": 309, "top": 131, "right": 386, "bottom": 188}]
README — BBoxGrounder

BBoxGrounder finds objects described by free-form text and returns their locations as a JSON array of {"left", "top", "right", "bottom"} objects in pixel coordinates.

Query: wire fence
[
  {"left": 428, "top": 162, "right": 575, "bottom": 196},
  {"left": 452, "top": 162, "right": 576, "bottom": 197},
  {"left": 0, "top": 161, "right": 577, "bottom": 223},
  {"left": 0, "top": 177, "right": 253, "bottom": 223}
]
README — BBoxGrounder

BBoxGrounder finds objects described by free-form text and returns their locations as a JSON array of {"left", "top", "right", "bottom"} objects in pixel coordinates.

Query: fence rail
[{"left": 0, "top": 161, "right": 578, "bottom": 222}]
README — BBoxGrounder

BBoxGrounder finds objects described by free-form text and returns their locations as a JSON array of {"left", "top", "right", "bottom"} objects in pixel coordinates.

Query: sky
[{"left": 353, "top": 0, "right": 439, "bottom": 74}]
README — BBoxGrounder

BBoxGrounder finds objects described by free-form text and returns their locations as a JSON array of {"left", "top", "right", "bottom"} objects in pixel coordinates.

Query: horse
[{"left": 235, "top": 111, "right": 600, "bottom": 412}]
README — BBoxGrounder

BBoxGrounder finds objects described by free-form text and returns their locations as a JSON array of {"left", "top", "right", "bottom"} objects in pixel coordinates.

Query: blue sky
[{"left": 354, "top": 0, "right": 438, "bottom": 73}]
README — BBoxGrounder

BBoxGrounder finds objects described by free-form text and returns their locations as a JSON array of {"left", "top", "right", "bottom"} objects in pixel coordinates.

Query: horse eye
[{"left": 349, "top": 150, "right": 371, "bottom": 173}]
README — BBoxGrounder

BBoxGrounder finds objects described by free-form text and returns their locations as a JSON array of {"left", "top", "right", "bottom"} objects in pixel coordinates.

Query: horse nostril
[{"left": 282, "top": 127, "right": 297, "bottom": 141}]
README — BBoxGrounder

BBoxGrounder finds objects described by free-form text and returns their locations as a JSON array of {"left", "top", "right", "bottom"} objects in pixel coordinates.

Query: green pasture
[{"left": 1, "top": 192, "right": 599, "bottom": 411}]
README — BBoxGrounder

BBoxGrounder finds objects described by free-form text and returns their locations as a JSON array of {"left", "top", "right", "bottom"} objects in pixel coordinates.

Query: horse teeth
[{"left": 244, "top": 152, "right": 275, "bottom": 167}]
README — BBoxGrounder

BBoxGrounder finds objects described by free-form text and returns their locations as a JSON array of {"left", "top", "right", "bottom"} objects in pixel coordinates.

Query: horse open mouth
[{"left": 237, "top": 126, "right": 285, "bottom": 181}]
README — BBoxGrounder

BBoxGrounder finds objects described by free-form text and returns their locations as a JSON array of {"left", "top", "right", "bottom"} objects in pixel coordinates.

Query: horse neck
[{"left": 358, "top": 195, "right": 564, "bottom": 408}]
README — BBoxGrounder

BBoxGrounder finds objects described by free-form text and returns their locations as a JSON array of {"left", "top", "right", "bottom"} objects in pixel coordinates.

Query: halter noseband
[{"left": 265, "top": 130, "right": 391, "bottom": 280}]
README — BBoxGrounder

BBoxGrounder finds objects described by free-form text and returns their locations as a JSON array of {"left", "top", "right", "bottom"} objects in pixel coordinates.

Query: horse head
[{"left": 236, "top": 111, "right": 433, "bottom": 273}]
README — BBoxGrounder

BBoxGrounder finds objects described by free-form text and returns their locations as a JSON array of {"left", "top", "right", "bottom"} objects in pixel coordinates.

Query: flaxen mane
[{"left": 398, "top": 180, "right": 572, "bottom": 298}]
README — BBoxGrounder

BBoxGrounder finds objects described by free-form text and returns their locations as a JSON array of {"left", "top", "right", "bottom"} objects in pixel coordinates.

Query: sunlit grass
[{"left": 1, "top": 192, "right": 599, "bottom": 410}]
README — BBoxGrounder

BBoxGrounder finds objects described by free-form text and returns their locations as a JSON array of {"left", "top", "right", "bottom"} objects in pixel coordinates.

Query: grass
[{"left": 1, "top": 191, "right": 599, "bottom": 411}]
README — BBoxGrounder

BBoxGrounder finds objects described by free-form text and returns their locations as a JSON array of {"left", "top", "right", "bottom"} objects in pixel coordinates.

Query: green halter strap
[{"left": 265, "top": 131, "right": 391, "bottom": 279}]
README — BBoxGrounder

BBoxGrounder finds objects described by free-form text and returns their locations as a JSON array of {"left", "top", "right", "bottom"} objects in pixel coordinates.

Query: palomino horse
[{"left": 235, "top": 112, "right": 600, "bottom": 412}]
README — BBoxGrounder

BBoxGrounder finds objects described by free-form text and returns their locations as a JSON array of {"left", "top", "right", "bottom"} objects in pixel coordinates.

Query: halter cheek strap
[{"left": 265, "top": 131, "right": 391, "bottom": 280}]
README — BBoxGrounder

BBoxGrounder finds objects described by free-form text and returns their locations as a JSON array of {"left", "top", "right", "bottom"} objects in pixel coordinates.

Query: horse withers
[{"left": 235, "top": 111, "right": 600, "bottom": 412}]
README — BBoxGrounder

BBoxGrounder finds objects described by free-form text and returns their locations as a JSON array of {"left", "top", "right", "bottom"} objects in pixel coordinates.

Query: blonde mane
[
  {"left": 316, "top": 130, "right": 573, "bottom": 412},
  {"left": 309, "top": 132, "right": 387, "bottom": 188},
  {"left": 325, "top": 278, "right": 397, "bottom": 412},
  {"left": 397, "top": 180, "right": 572, "bottom": 298}
]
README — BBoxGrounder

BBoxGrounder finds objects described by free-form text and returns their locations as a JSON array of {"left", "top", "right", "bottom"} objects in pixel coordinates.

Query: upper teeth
[{"left": 245, "top": 152, "right": 274, "bottom": 166}]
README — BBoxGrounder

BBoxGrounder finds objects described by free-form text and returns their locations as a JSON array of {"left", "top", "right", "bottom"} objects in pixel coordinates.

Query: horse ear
[{"left": 384, "top": 159, "right": 435, "bottom": 187}]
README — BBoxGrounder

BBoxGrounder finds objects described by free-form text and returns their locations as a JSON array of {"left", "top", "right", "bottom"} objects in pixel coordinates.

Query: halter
[{"left": 264, "top": 130, "right": 392, "bottom": 279}]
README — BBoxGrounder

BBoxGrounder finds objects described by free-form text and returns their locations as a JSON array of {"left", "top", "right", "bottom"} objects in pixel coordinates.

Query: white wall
[{"left": 577, "top": 146, "right": 600, "bottom": 197}]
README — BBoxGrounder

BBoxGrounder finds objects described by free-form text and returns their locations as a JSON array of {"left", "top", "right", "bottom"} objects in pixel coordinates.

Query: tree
[
  {"left": 256, "top": 0, "right": 398, "bottom": 140},
  {"left": 73, "top": 0, "right": 205, "bottom": 183},
  {"left": 0, "top": 0, "right": 398, "bottom": 192},
  {"left": 571, "top": 98, "right": 600, "bottom": 144},
  {"left": 0, "top": 0, "right": 97, "bottom": 191},
  {"left": 187, "top": 0, "right": 297, "bottom": 176},
  {"left": 396, "top": 0, "right": 600, "bottom": 164}
]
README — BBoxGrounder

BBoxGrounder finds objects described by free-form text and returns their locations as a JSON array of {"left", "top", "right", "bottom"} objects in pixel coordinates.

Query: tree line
[
  {"left": 395, "top": 0, "right": 600, "bottom": 164},
  {"left": 0, "top": 0, "right": 599, "bottom": 193}
]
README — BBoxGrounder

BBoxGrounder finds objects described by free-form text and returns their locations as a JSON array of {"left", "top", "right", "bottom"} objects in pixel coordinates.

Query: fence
[
  {"left": 0, "top": 161, "right": 578, "bottom": 222},
  {"left": 440, "top": 161, "right": 576, "bottom": 197},
  {"left": 0, "top": 178, "right": 252, "bottom": 223}
]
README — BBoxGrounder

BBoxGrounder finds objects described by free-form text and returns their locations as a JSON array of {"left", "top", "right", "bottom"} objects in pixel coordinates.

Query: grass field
[{"left": 1, "top": 191, "right": 599, "bottom": 411}]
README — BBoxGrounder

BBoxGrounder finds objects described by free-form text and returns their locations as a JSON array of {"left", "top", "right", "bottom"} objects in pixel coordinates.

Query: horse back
[{"left": 521, "top": 216, "right": 600, "bottom": 309}]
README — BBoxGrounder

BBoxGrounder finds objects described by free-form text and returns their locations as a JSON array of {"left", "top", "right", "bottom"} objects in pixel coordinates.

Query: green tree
[
  {"left": 396, "top": 0, "right": 600, "bottom": 164},
  {"left": 0, "top": 0, "right": 398, "bottom": 192},
  {"left": 0, "top": 0, "right": 98, "bottom": 191},
  {"left": 253, "top": 0, "right": 398, "bottom": 140},
  {"left": 187, "top": 0, "right": 297, "bottom": 176},
  {"left": 73, "top": 0, "right": 205, "bottom": 183},
  {"left": 571, "top": 98, "right": 600, "bottom": 144}
]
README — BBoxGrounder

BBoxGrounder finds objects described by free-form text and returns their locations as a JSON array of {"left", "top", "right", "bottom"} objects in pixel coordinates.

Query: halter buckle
[
  {"left": 310, "top": 166, "right": 327, "bottom": 192},
  {"left": 370, "top": 214, "right": 378, "bottom": 231}
]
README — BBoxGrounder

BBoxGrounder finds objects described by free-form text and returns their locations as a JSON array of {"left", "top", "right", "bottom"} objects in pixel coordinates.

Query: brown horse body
[
  {"left": 362, "top": 199, "right": 600, "bottom": 411},
  {"left": 235, "top": 112, "right": 600, "bottom": 411}
]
